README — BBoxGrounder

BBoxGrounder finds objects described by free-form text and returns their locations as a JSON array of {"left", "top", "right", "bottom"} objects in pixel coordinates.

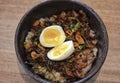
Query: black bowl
[{"left": 15, "top": 0, "right": 108, "bottom": 83}]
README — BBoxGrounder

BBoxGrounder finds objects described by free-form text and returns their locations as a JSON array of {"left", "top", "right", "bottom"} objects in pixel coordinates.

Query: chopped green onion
[
  {"left": 27, "top": 35, "right": 32, "bottom": 40},
  {"left": 47, "top": 76, "right": 51, "bottom": 81},
  {"left": 78, "top": 45, "right": 86, "bottom": 50},
  {"left": 67, "top": 60, "right": 72, "bottom": 64},
  {"left": 72, "top": 23, "right": 79, "bottom": 32},
  {"left": 23, "top": 42, "right": 26, "bottom": 45},
  {"left": 34, "top": 41, "right": 38, "bottom": 45},
  {"left": 72, "top": 28, "right": 75, "bottom": 32},
  {"left": 52, "top": 23, "right": 55, "bottom": 25}
]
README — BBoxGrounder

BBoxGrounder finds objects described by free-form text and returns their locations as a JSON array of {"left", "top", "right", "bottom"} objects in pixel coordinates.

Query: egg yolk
[
  {"left": 53, "top": 44, "right": 69, "bottom": 56},
  {"left": 43, "top": 28, "right": 62, "bottom": 46}
]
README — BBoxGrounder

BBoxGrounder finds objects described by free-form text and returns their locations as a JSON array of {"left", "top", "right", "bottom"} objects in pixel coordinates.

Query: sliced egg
[
  {"left": 47, "top": 41, "right": 75, "bottom": 61},
  {"left": 39, "top": 25, "right": 66, "bottom": 47}
]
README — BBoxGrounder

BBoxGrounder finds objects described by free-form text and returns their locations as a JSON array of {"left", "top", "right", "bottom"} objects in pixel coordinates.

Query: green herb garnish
[
  {"left": 78, "top": 45, "right": 86, "bottom": 50},
  {"left": 27, "top": 35, "right": 32, "bottom": 40},
  {"left": 72, "top": 23, "right": 79, "bottom": 32},
  {"left": 23, "top": 42, "right": 26, "bottom": 45},
  {"left": 67, "top": 60, "right": 72, "bottom": 64},
  {"left": 34, "top": 41, "right": 38, "bottom": 45},
  {"left": 52, "top": 22, "right": 55, "bottom": 25},
  {"left": 47, "top": 76, "right": 51, "bottom": 81}
]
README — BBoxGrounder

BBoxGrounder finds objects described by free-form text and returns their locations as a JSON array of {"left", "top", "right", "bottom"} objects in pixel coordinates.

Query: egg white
[
  {"left": 47, "top": 41, "right": 75, "bottom": 61},
  {"left": 39, "top": 25, "right": 66, "bottom": 47}
]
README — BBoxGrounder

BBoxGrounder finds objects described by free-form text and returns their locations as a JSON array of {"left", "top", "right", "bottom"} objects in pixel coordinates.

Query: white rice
[
  {"left": 25, "top": 32, "right": 34, "bottom": 44},
  {"left": 82, "top": 47, "right": 98, "bottom": 75},
  {"left": 38, "top": 66, "right": 66, "bottom": 82},
  {"left": 89, "top": 30, "right": 95, "bottom": 38}
]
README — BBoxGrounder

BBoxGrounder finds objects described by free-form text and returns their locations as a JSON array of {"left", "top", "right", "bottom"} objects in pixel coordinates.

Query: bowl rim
[{"left": 15, "top": 0, "right": 109, "bottom": 83}]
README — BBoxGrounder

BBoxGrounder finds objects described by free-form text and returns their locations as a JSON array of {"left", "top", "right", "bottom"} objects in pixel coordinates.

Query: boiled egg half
[
  {"left": 39, "top": 25, "right": 66, "bottom": 47},
  {"left": 47, "top": 41, "right": 75, "bottom": 61}
]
